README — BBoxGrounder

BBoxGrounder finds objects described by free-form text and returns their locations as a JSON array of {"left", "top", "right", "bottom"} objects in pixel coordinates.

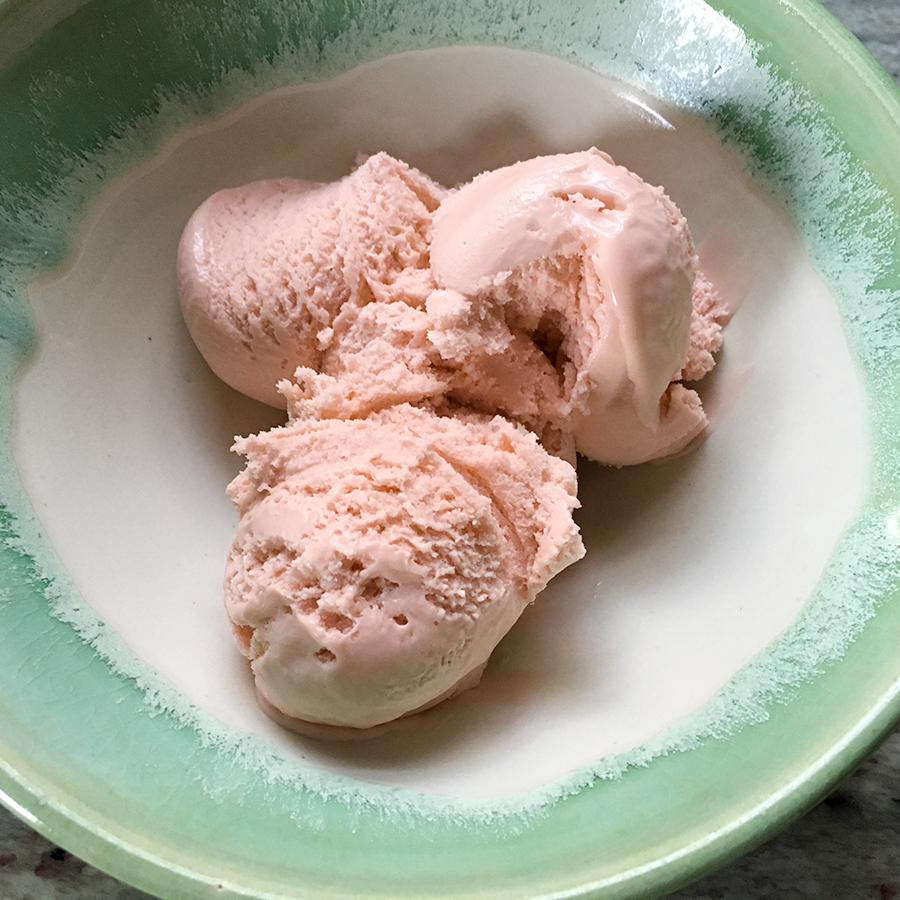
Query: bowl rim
[{"left": 1, "top": 0, "right": 900, "bottom": 898}]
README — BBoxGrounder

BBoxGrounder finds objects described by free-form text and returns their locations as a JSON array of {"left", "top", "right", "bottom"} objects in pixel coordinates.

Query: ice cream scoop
[
  {"left": 178, "top": 153, "right": 446, "bottom": 406},
  {"left": 428, "top": 148, "right": 724, "bottom": 465},
  {"left": 225, "top": 403, "right": 583, "bottom": 729}
]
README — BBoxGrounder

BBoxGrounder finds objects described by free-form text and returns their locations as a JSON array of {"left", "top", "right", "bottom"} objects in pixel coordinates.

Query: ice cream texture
[
  {"left": 227, "top": 403, "right": 582, "bottom": 729},
  {"left": 177, "top": 149, "right": 728, "bottom": 730}
]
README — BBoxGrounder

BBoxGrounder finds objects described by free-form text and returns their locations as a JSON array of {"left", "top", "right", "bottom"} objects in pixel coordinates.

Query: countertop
[{"left": 1, "top": 0, "right": 899, "bottom": 898}]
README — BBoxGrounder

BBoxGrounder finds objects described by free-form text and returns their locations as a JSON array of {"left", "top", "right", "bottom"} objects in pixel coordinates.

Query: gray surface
[{"left": 2, "top": 0, "right": 900, "bottom": 898}]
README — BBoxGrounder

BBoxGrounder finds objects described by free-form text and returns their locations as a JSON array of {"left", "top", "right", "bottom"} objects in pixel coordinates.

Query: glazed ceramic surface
[{"left": 0, "top": 1, "right": 899, "bottom": 898}]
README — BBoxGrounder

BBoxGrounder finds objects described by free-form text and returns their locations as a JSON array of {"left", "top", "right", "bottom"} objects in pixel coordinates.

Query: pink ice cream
[
  {"left": 427, "top": 149, "right": 724, "bottom": 465},
  {"left": 226, "top": 403, "right": 582, "bottom": 729},
  {"left": 178, "top": 154, "right": 446, "bottom": 408},
  {"left": 177, "top": 149, "right": 727, "bottom": 731}
]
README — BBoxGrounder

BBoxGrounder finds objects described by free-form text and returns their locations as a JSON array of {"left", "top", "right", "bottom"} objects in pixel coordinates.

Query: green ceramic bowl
[{"left": 2, "top": 0, "right": 900, "bottom": 898}]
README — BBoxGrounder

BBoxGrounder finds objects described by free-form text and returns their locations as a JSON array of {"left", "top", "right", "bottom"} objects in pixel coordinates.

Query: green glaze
[{"left": 1, "top": 1, "right": 900, "bottom": 898}]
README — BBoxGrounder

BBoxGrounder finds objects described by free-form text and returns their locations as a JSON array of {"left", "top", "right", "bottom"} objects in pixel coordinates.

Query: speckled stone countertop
[{"left": 1, "top": 1, "right": 899, "bottom": 898}]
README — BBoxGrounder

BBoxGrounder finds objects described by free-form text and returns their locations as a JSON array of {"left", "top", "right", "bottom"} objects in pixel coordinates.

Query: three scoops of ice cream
[{"left": 177, "top": 148, "right": 728, "bottom": 732}]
